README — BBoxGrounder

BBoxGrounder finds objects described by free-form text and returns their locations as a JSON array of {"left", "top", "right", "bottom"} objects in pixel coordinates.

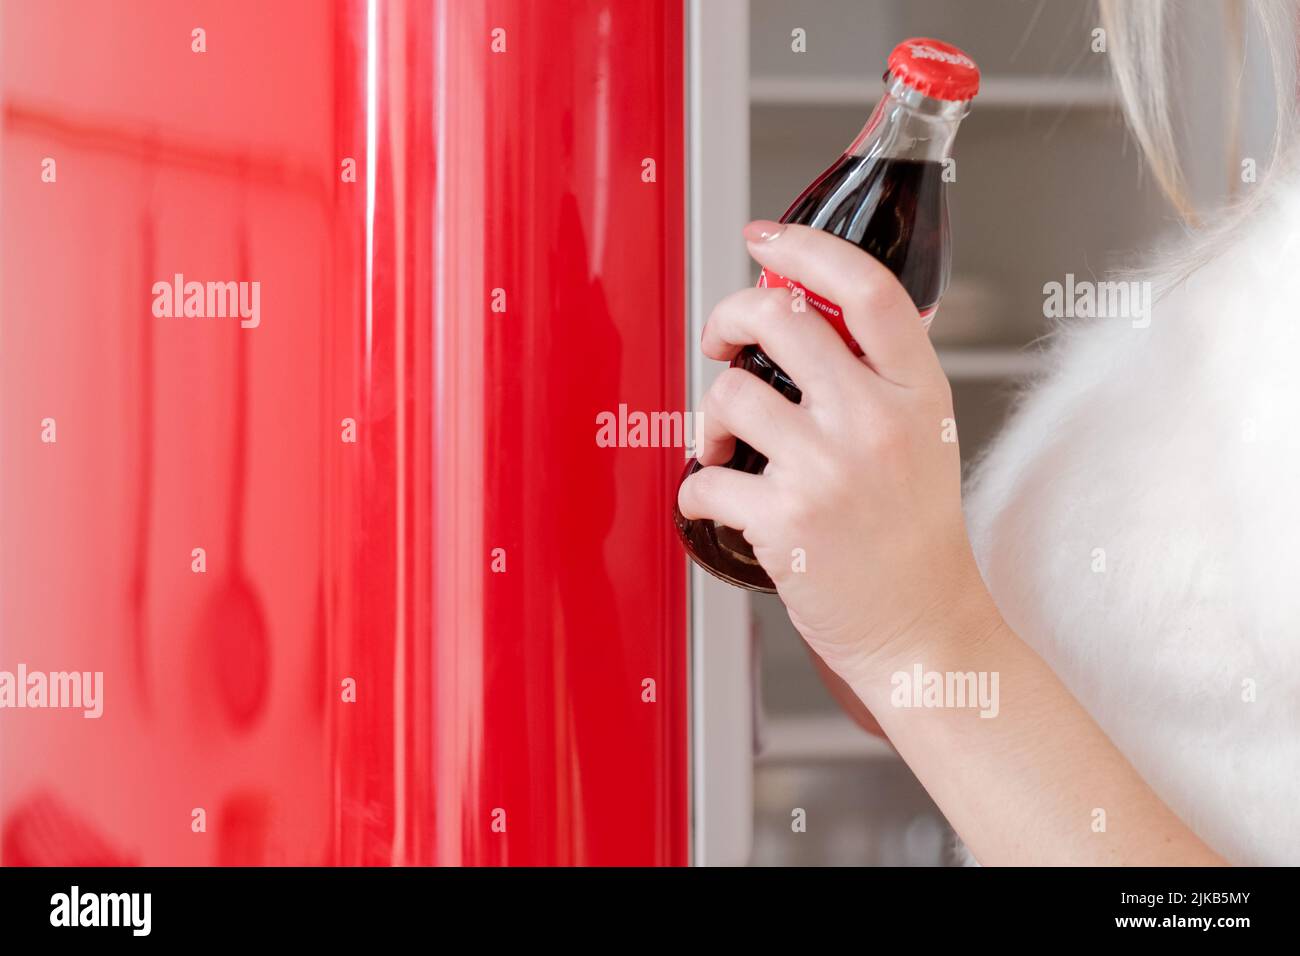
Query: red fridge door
[{"left": 0, "top": 0, "right": 688, "bottom": 866}]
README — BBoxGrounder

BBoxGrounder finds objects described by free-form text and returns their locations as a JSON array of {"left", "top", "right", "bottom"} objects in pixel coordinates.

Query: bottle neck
[{"left": 846, "top": 74, "right": 968, "bottom": 163}]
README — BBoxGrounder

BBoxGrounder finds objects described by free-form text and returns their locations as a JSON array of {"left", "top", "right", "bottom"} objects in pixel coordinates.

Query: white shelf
[
  {"left": 751, "top": 74, "right": 1118, "bottom": 110},
  {"left": 937, "top": 346, "right": 1045, "bottom": 381},
  {"left": 758, "top": 714, "right": 898, "bottom": 763}
]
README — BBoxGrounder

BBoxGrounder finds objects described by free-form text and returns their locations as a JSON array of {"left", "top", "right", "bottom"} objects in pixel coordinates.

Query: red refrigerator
[{"left": 1, "top": 0, "right": 755, "bottom": 867}]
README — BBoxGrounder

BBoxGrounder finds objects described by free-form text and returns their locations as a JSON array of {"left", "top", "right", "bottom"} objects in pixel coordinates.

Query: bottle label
[{"left": 757, "top": 268, "right": 938, "bottom": 355}]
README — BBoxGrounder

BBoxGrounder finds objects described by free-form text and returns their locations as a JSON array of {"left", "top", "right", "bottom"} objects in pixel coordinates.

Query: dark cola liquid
[{"left": 674, "top": 156, "right": 948, "bottom": 593}]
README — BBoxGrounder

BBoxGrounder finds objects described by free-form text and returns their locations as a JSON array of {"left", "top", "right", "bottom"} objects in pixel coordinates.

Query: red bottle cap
[{"left": 886, "top": 38, "right": 980, "bottom": 102}]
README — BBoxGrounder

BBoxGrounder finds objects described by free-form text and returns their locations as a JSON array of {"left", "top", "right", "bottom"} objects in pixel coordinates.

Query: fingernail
[{"left": 743, "top": 220, "right": 785, "bottom": 242}]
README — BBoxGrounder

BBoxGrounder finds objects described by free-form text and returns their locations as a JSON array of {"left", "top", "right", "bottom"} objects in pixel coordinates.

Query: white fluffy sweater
[{"left": 963, "top": 174, "right": 1300, "bottom": 865}]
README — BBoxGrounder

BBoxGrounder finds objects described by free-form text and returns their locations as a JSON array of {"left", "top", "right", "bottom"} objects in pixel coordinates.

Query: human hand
[{"left": 677, "top": 221, "right": 1001, "bottom": 681}]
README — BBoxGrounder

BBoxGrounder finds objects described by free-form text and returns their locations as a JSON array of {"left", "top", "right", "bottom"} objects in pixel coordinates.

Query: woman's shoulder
[
  {"left": 968, "top": 169, "right": 1300, "bottom": 536},
  {"left": 961, "top": 173, "right": 1300, "bottom": 866}
]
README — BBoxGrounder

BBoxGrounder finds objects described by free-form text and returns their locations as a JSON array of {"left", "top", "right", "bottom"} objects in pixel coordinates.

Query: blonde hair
[{"left": 1099, "top": 0, "right": 1299, "bottom": 225}]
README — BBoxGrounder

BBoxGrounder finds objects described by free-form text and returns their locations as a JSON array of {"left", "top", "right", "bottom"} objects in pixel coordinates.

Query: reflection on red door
[{"left": 0, "top": 0, "right": 687, "bottom": 866}]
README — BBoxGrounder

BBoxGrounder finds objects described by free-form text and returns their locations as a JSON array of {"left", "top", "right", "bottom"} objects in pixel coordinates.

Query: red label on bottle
[
  {"left": 757, "top": 268, "right": 936, "bottom": 357},
  {"left": 757, "top": 267, "right": 862, "bottom": 355}
]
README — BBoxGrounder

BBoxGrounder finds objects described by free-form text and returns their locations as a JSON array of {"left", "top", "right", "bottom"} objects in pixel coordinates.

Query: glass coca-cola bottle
[{"left": 674, "top": 38, "right": 980, "bottom": 592}]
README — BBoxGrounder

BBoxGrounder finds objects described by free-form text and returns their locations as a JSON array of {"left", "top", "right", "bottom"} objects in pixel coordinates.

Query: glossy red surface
[{"left": 0, "top": 0, "right": 688, "bottom": 865}]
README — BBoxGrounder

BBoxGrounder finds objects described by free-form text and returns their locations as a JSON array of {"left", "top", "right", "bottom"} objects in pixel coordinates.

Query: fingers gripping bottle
[{"left": 674, "top": 38, "right": 980, "bottom": 592}]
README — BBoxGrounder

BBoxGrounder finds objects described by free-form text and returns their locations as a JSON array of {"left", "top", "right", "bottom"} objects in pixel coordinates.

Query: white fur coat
[{"left": 963, "top": 172, "right": 1300, "bottom": 865}]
